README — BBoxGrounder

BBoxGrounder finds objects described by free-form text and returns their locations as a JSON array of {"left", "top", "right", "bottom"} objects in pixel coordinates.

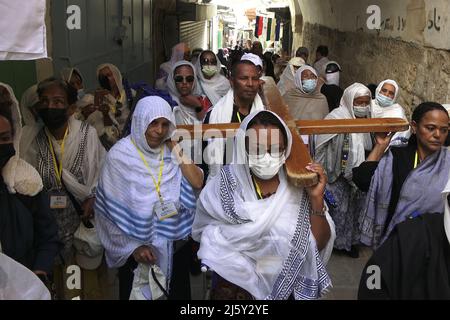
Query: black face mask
[
  {"left": 98, "top": 74, "right": 112, "bottom": 91},
  {"left": 0, "top": 143, "right": 15, "bottom": 169},
  {"left": 38, "top": 108, "right": 68, "bottom": 130}
]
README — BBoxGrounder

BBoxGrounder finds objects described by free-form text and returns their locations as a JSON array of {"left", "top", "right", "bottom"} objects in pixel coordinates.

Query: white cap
[
  {"left": 76, "top": 93, "right": 94, "bottom": 109},
  {"left": 73, "top": 220, "right": 104, "bottom": 270},
  {"left": 241, "top": 53, "right": 263, "bottom": 69}
]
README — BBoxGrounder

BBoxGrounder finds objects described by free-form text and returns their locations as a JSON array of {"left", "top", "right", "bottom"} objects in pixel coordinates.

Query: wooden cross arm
[{"left": 174, "top": 118, "right": 410, "bottom": 139}]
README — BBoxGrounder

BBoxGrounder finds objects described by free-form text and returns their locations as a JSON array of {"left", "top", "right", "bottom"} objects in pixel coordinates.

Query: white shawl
[
  {"left": 95, "top": 96, "right": 181, "bottom": 242},
  {"left": 277, "top": 57, "right": 305, "bottom": 96},
  {"left": 193, "top": 110, "right": 335, "bottom": 300},
  {"left": 205, "top": 89, "right": 265, "bottom": 181},
  {"left": 166, "top": 60, "right": 202, "bottom": 126},
  {"left": 371, "top": 80, "right": 410, "bottom": 146},
  {"left": 315, "top": 83, "right": 373, "bottom": 180},
  {"left": 194, "top": 52, "right": 230, "bottom": 105}
]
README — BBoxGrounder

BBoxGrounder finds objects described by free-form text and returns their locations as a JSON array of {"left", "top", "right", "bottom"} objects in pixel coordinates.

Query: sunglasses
[
  {"left": 174, "top": 75, "right": 195, "bottom": 83},
  {"left": 201, "top": 58, "right": 217, "bottom": 65}
]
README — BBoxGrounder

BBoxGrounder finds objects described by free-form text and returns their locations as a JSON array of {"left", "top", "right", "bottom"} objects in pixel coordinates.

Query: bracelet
[{"left": 310, "top": 205, "right": 326, "bottom": 217}]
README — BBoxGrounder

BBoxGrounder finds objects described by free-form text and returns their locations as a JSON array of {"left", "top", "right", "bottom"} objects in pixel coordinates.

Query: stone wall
[
  {"left": 289, "top": 0, "right": 450, "bottom": 116},
  {"left": 299, "top": 22, "right": 450, "bottom": 116}
]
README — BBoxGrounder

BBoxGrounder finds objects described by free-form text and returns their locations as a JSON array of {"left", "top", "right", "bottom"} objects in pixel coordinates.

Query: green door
[{"left": 0, "top": 61, "right": 37, "bottom": 100}]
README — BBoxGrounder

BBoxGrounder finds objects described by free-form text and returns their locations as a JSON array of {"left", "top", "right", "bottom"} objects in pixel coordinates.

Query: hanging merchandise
[
  {"left": 267, "top": 18, "right": 273, "bottom": 40},
  {"left": 275, "top": 20, "right": 281, "bottom": 41}
]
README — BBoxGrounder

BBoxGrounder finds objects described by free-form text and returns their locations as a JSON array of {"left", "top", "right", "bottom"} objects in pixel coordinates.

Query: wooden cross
[{"left": 175, "top": 78, "right": 409, "bottom": 187}]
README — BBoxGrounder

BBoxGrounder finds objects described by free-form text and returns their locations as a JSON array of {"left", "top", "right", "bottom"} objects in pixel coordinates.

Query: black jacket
[{"left": 0, "top": 178, "right": 61, "bottom": 274}]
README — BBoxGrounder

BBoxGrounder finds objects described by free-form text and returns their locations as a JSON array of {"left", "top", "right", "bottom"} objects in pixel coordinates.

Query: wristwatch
[{"left": 310, "top": 205, "right": 327, "bottom": 217}]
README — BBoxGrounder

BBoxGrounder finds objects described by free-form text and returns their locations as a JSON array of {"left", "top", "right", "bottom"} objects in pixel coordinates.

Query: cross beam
[{"left": 174, "top": 79, "right": 410, "bottom": 187}]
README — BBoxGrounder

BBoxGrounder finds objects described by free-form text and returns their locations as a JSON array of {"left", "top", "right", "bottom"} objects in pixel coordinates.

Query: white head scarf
[
  {"left": 166, "top": 60, "right": 202, "bottom": 125},
  {"left": 95, "top": 96, "right": 181, "bottom": 242},
  {"left": 371, "top": 80, "right": 409, "bottom": 145},
  {"left": 294, "top": 65, "right": 319, "bottom": 94},
  {"left": 315, "top": 83, "right": 372, "bottom": 179},
  {"left": 277, "top": 57, "right": 305, "bottom": 96},
  {"left": 375, "top": 79, "right": 399, "bottom": 103},
  {"left": 20, "top": 84, "right": 39, "bottom": 127},
  {"left": 0, "top": 83, "right": 43, "bottom": 196},
  {"left": 194, "top": 51, "right": 230, "bottom": 105},
  {"left": 193, "top": 110, "right": 334, "bottom": 300},
  {"left": 60, "top": 67, "right": 83, "bottom": 85},
  {"left": 96, "top": 63, "right": 124, "bottom": 96}
]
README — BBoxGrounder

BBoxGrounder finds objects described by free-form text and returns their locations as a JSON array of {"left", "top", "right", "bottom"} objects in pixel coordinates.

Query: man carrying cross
[{"left": 202, "top": 54, "right": 265, "bottom": 182}]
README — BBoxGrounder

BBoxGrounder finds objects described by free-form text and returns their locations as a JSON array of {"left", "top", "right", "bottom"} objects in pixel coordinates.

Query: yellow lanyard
[
  {"left": 414, "top": 151, "right": 419, "bottom": 169},
  {"left": 132, "top": 140, "right": 165, "bottom": 201},
  {"left": 253, "top": 177, "right": 263, "bottom": 199},
  {"left": 236, "top": 112, "right": 242, "bottom": 123},
  {"left": 46, "top": 127, "right": 69, "bottom": 187}
]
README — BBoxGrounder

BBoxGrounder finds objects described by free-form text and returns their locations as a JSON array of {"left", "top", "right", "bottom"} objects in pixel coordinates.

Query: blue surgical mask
[
  {"left": 376, "top": 93, "right": 394, "bottom": 107},
  {"left": 302, "top": 79, "right": 317, "bottom": 93}
]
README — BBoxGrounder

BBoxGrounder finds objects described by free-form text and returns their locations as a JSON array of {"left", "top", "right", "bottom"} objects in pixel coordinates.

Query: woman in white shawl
[
  {"left": 277, "top": 57, "right": 305, "bottom": 96},
  {"left": 167, "top": 60, "right": 205, "bottom": 126},
  {"left": 314, "top": 83, "right": 373, "bottom": 258},
  {"left": 96, "top": 63, "right": 130, "bottom": 132},
  {"left": 94, "top": 96, "right": 203, "bottom": 300},
  {"left": 193, "top": 110, "right": 335, "bottom": 300},
  {"left": 370, "top": 79, "right": 410, "bottom": 146},
  {"left": 283, "top": 65, "right": 329, "bottom": 120},
  {"left": 194, "top": 50, "right": 230, "bottom": 105},
  {"left": 61, "top": 67, "right": 86, "bottom": 100}
]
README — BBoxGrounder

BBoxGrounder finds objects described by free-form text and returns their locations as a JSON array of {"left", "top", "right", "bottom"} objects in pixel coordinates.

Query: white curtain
[{"left": 0, "top": 0, "right": 47, "bottom": 60}]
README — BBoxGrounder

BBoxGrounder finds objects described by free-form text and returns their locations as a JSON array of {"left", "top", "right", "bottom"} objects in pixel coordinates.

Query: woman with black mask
[{"left": 22, "top": 78, "right": 107, "bottom": 299}]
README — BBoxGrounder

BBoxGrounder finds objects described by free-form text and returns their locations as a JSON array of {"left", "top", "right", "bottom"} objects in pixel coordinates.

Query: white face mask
[
  {"left": 325, "top": 72, "right": 340, "bottom": 86},
  {"left": 248, "top": 152, "right": 286, "bottom": 180},
  {"left": 353, "top": 105, "right": 370, "bottom": 118}
]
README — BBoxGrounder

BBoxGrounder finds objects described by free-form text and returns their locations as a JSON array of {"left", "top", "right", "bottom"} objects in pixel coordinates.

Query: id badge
[
  {"left": 49, "top": 191, "right": 68, "bottom": 209},
  {"left": 154, "top": 201, "right": 178, "bottom": 221}
]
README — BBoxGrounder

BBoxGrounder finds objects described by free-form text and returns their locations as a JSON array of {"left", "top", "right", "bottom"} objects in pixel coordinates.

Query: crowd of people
[{"left": 1, "top": 40, "right": 450, "bottom": 300}]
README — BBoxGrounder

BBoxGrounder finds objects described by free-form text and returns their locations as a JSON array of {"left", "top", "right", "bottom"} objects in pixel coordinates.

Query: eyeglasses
[
  {"left": 247, "top": 144, "right": 286, "bottom": 159},
  {"left": 174, "top": 75, "right": 195, "bottom": 83},
  {"left": 201, "top": 58, "right": 217, "bottom": 65}
]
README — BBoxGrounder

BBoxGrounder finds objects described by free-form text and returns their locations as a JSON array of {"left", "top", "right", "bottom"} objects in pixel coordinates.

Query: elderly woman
[
  {"left": 370, "top": 79, "right": 410, "bottom": 146},
  {"left": 314, "top": 83, "right": 373, "bottom": 258},
  {"left": 95, "top": 96, "right": 204, "bottom": 300},
  {"left": 193, "top": 110, "right": 335, "bottom": 300},
  {"left": 283, "top": 66, "right": 329, "bottom": 120},
  {"left": 354, "top": 102, "right": 450, "bottom": 248},
  {"left": 194, "top": 50, "right": 230, "bottom": 105},
  {"left": 277, "top": 57, "right": 305, "bottom": 96}
]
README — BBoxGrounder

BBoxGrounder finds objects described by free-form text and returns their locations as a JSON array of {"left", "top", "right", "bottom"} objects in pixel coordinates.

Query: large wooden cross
[{"left": 175, "top": 78, "right": 409, "bottom": 187}]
